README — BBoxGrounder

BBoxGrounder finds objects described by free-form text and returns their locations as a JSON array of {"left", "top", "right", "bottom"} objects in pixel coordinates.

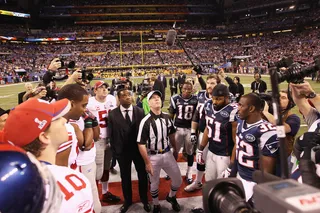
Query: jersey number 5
[
  {"left": 98, "top": 110, "right": 107, "bottom": 128},
  {"left": 57, "top": 174, "right": 87, "bottom": 201}
]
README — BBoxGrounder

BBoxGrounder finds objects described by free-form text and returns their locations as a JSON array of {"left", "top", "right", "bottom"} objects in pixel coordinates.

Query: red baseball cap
[
  {"left": 3, "top": 98, "right": 71, "bottom": 147},
  {"left": 94, "top": 81, "right": 109, "bottom": 90}
]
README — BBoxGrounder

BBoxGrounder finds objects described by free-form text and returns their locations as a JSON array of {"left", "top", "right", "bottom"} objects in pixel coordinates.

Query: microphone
[{"left": 166, "top": 29, "right": 177, "bottom": 46}]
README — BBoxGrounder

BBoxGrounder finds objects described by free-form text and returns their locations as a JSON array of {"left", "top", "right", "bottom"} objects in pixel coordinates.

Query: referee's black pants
[{"left": 116, "top": 149, "right": 148, "bottom": 205}]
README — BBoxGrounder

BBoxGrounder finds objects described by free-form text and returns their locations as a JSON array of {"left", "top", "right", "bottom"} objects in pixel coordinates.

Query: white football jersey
[
  {"left": 57, "top": 123, "right": 79, "bottom": 170},
  {"left": 47, "top": 165, "right": 94, "bottom": 213},
  {"left": 71, "top": 117, "right": 96, "bottom": 166},
  {"left": 86, "top": 95, "right": 116, "bottom": 139}
]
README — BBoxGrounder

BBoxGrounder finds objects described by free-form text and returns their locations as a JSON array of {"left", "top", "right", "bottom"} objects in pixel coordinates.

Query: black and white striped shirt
[{"left": 137, "top": 111, "right": 176, "bottom": 151}]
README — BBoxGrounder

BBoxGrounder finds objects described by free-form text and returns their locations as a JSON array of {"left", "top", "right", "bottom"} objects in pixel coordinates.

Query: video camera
[
  {"left": 203, "top": 175, "right": 320, "bottom": 213},
  {"left": 137, "top": 78, "right": 152, "bottom": 96},
  {"left": 269, "top": 56, "right": 320, "bottom": 84}
]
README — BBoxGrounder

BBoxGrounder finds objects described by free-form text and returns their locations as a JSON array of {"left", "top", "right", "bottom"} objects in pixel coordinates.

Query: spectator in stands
[{"left": 251, "top": 72, "right": 267, "bottom": 93}]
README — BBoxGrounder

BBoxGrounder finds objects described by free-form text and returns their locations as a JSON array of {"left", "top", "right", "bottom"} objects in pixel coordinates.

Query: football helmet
[{"left": 0, "top": 144, "right": 62, "bottom": 213}]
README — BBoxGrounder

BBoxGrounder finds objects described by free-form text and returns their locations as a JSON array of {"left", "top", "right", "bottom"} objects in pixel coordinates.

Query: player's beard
[{"left": 213, "top": 100, "right": 227, "bottom": 111}]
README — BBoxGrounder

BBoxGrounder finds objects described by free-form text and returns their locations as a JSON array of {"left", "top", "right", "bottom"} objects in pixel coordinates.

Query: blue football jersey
[
  {"left": 204, "top": 101, "right": 238, "bottom": 156},
  {"left": 236, "top": 119, "right": 279, "bottom": 182},
  {"left": 169, "top": 94, "right": 198, "bottom": 128},
  {"left": 196, "top": 90, "right": 211, "bottom": 132}
]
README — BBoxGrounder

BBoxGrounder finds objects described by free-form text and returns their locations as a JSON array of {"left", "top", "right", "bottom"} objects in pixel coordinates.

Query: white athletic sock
[
  {"left": 153, "top": 197, "right": 159, "bottom": 205},
  {"left": 196, "top": 171, "right": 205, "bottom": 184},
  {"left": 102, "top": 181, "right": 108, "bottom": 194},
  {"left": 169, "top": 189, "right": 177, "bottom": 198}
]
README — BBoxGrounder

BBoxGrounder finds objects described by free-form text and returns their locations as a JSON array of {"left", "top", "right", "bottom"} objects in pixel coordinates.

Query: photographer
[
  {"left": 218, "top": 69, "right": 244, "bottom": 102},
  {"left": 262, "top": 90, "right": 301, "bottom": 156},
  {"left": 22, "top": 83, "right": 48, "bottom": 102}
]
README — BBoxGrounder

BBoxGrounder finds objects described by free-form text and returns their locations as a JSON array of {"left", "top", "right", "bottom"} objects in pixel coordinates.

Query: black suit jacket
[
  {"left": 169, "top": 77, "right": 178, "bottom": 89},
  {"left": 251, "top": 80, "right": 267, "bottom": 93},
  {"left": 108, "top": 106, "right": 145, "bottom": 157},
  {"left": 152, "top": 79, "right": 165, "bottom": 101},
  {"left": 157, "top": 76, "right": 167, "bottom": 88},
  {"left": 18, "top": 91, "right": 26, "bottom": 104}
]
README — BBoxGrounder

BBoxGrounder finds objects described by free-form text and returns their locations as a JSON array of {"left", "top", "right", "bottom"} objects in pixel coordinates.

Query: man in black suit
[
  {"left": 169, "top": 74, "right": 178, "bottom": 96},
  {"left": 177, "top": 73, "right": 186, "bottom": 94},
  {"left": 251, "top": 72, "right": 267, "bottom": 93},
  {"left": 108, "top": 88, "right": 151, "bottom": 213},
  {"left": 18, "top": 82, "right": 33, "bottom": 104},
  {"left": 150, "top": 72, "right": 165, "bottom": 102},
  {"left": 157, "top": 73, "right": 167, "bottom": 90}
]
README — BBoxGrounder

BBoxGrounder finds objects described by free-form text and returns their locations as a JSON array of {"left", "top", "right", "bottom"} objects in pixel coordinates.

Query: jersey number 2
[{"left": 57, "top": 174, "right": 87, "bottom": 201}]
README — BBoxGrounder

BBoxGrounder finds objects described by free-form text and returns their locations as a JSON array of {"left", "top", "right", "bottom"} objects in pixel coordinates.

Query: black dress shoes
[
  {"left": 143, "top": 203, "right": 151, "bottom": 212},
  {"left": 120, "top": 203, "right": 132, "bottom": 213}
]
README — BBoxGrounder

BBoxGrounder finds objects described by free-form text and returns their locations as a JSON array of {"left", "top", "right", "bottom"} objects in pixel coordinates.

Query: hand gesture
[
  {"left": 146, "top": 163, "right": 154, "bottom": 176},
  {"left": 48, "top": 58, "right": 62, "bottom": 71}
]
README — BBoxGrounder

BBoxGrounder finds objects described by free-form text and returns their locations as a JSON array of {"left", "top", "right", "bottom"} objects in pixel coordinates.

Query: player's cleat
[
  {"left": 185, "top": 173, "right": 193, "bottom": 184},
  {"left": 191, "top": 207, "right": 204, "bottom": 213},
  {"left": 165, "top": 175, "right": 171, "bottom": 180},
  {"left": 101, "top": 191, "right": 121, "bottom": 203},
  {"left": 166, "top": 194, "right": 181, "bottom": 212},
  {"left": 186, "top": 177, "right": 193, "bottom": 184},
  {"left": 153, "top": 205, "right": 161, "bottom": 213},
  {"left": 184, "top": 181, "right": 202, "bottom": 192}
]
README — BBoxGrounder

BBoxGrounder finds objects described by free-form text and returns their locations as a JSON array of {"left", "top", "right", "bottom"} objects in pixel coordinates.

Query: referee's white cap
[{"left": 147, "top": 90, "right": 162, "bottom": 101}]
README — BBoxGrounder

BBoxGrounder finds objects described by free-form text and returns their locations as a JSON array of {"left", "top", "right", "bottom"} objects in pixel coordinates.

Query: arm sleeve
[
  {"left": 198, "top": 76, "right": 206, "bottom": 90},
  {"left": 305, "top": 108, "right": 320, "bottom": 128},
  {"left": 225, "top": 76, "right": 235, "bottom": 86},
  {"left": 260, "top": 131, "right": 279, "bottom": 157},
  {"left": 192, "top": 108, "right": 200, "bottom": 123},
  {"left": 168, "top": 118, "right": 177, "bottom": 135},
  {"left": 137, "top": 120, "right": 149, "bottom": 145},
  {"left": 285, "top": 114, "right": 301, "bottom": 136},
  {"left": 169, "top": 97, "right": 176, "bottom": 114}
]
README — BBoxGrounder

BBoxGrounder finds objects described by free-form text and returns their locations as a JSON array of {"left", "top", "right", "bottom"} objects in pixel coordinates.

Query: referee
[{"left": 137, "top": 90, "right": 182, "bottom": 213}]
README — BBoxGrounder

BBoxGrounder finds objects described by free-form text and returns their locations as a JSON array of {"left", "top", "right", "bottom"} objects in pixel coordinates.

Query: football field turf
[{"left": 1, "top": 74, "right": 319, "bottom": 137}]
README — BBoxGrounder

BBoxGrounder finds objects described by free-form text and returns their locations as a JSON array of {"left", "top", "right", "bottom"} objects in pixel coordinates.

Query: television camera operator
[
  {"left": 260, "top": 89, "right": 301, "bottom": 158},
  {"left": 136, "top": 78, "right": 153, "bottom": 114}
]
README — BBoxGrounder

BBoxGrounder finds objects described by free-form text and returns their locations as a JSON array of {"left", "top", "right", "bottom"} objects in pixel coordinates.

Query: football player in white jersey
[
  {"left": 70, "top": 110, "right": 102, "bottom": 213},
  {"left": 56, "top": 84, "right": 90, "bottom": 171},
  {"left": 87, "top": 81, "right": 120, "bottom": 203},
  {"left": 2, "top": 98, "right": 94, "bottom": 213}
]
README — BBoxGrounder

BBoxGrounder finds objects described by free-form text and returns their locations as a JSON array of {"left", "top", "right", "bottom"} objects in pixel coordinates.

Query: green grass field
[{"left": 1, "top": 74, "right": 319, "bottom": 137}]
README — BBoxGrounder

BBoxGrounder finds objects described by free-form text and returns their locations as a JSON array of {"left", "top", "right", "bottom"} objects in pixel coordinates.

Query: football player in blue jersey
[
  {"left": 235, "top": 93, "right": 279, "bottom": 201},
  {"left": 169, "top": 81, "right": 198, "bottom": 183},
  {"left": 196, "top": 84, "right": 238, "bottom": 181},
  {"left": 185, "top": 74, "right": 220, "bottom": 192}
]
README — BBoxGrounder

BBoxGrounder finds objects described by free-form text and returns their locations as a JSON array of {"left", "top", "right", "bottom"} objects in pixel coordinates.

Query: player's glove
[
  {"left": 196, "top": 149, "right": 205, "bottom": 165},
  {"left": 191, "top": 133, "right": 197, "bottom": 145},
  {"left": 221, "top": 163, "right": 234, "bottom": 178}
]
